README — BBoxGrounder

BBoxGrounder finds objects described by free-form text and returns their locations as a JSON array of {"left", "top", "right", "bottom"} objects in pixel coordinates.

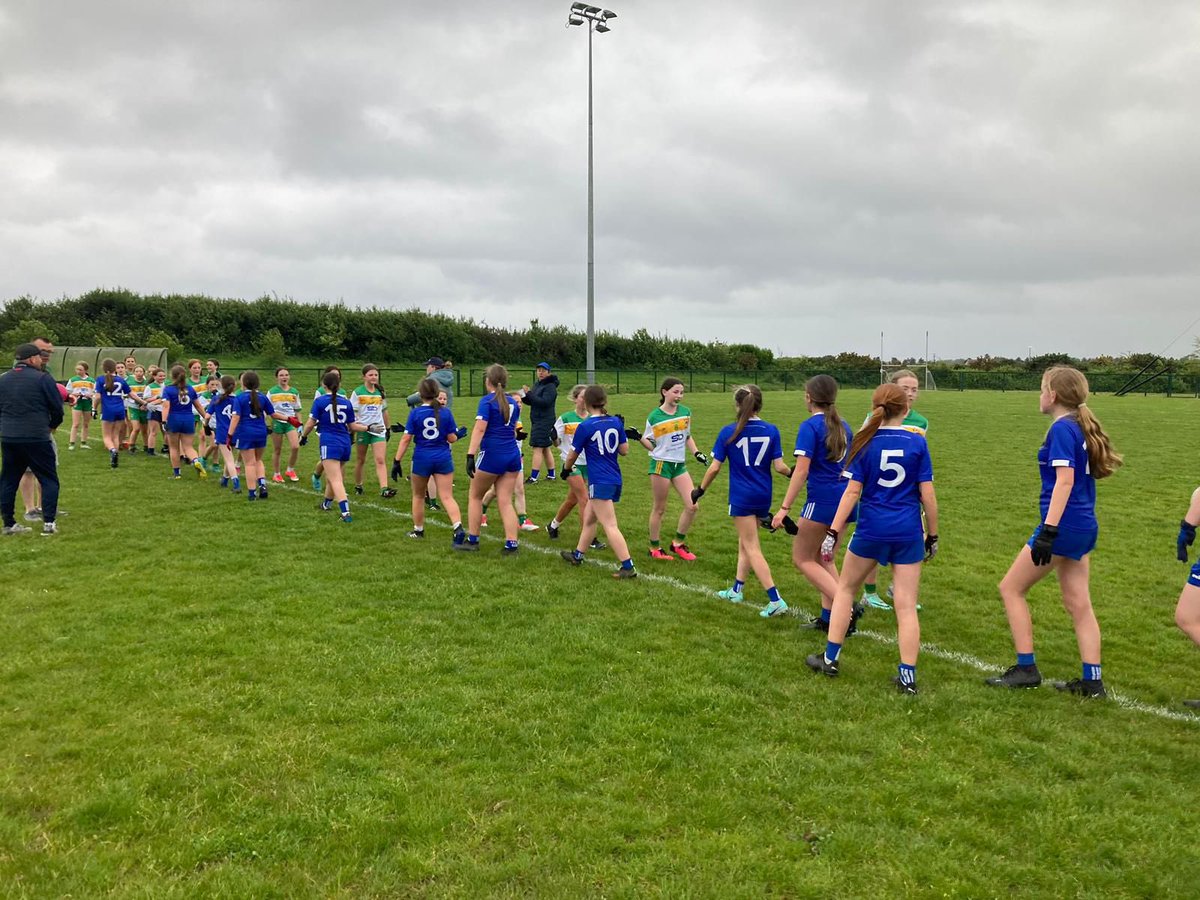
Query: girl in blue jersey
[
  {"left": 91, "top": 358, "right": 131, "bottom": 469},
  {"left": 692, "top": 385, "right": 792, "bottom": 613},
  {"left": 309, "top": 365, "right": 341, "bottom": 492},
  {"left": 300, "top": 370, "right": 371, "bottom": 522},
  {"left": 1175, "top": 486, "right": 1200, "bottom": 709},
  {"left": 227, "top": 370, "right": 301, "bottom": 501},
  {"left": 161, "top": 365, "right": 211, "bottom": 480},
  {"left": 985, "top": 366, "right": 1122, "bottom": 698},
  {"left": 559, "top": 385, "right": 637, "bottom": 578},
  {"left": 459, "top": 364, "right": 523, "bottom": 553},
  {"left": 806, "top": 383, "right": 939, "bottom": 694},
  {"left": 393, "top": 378, "right": 464, "bottom": 542},
  {"left": 773, "top": 375, "right": 857, "bottom": 630},
  {"left": 205, "top": 375, "right": 241, "bottom": 492}
]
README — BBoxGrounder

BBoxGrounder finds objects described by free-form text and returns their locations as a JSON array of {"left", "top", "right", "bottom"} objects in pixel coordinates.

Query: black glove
[
  {"left": 299, "top": 433, "right": 308, "bottom": 446},
  {"left": 1030, "top": 524, "right": 1058, "bottom": 566},
  {"left": 466, "top": 454, "right": 476, "bottom": 478},
  {"left": 391, "top": 460, "right": 403, "bottom": 482},
  {"left": 780, "top": 515, "right": 799, "bottom": 536},
  {"left": 690, "top": 486, "right": 705, "bottom": 505},
  {"left": 693, "top": 451, "right": 709, "bottom": 465},
  {"left": 757, "top": 515, "right": 777, "bottom": 533},
  {"left": 390, "top": 423, "right": 405, "bottom": 433},
  {"left": 617, "top": 416, "right": 642, "bottom": 441},
  {"left": 515, "top": 425, "right": 527, "bottom": 442},
  {"left": 560, "top": 464, "right": 574, "bottom": 479},
  {"left": 455, "top": 426, "right": 468, "bottom": 439},
  {"left": 924, "top": 533, "right": 939, "bottom": 561},
  {"left": 1179, "top": 520, "right": 1197, "bottom": 563}
]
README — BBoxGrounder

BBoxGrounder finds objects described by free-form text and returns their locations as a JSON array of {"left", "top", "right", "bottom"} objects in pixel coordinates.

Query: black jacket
[
  {"left": 0, "top": 363, "right": 64, "bottom": 441},
  {"left": 525, "top": 374, "right": 559, "bottom": 430}
]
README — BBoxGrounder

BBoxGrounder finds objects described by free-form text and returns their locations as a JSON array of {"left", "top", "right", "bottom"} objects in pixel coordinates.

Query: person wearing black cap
[
  {"left": 520, "top": 362, "right": 559, "bottom": 483},
  {"left": 0, "top": 343, "right": 64, "bottom": 535},
  {"left": 407, "top": 357, "right": 455, "bottom": 409}
]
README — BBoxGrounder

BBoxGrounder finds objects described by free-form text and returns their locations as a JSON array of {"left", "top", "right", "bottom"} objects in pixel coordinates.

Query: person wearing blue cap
[{"left": 520, "top": 362, "right": 559, "bottom": 484}]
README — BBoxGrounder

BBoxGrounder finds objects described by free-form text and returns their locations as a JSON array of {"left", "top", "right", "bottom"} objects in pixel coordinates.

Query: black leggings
[{"left": 1, "top": 440, "right": 60, "bottom": 526}]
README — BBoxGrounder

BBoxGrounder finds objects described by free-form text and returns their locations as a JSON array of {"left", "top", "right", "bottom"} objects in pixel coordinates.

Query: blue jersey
[
  {"left": 206, "top": 393, "right": 237, "bottom": 442},
  {"left": 571, "top": 415, "right": 626, "bottom": 486},
  {"left": 94, "top": 376, "right": 130, "bottom": 416},
  {"left": 406, "top": 404, "right": 457, "bottom": 455},
  {"left": 712, "top": 419, "right": 783, "bottom": 510},
  {"left": 232, "top": 391, "right": 274, "bottom": 439},
  {"left": 475, "top": 393, "right": 521, "bottom": 454},
  {"left": 845, "top": 427, "right": 933, "bottom": 542},
  {"left": 310, "top": 392, "right": 355, "bottom": 437},
  {"left": 162, "top": 384, "right": 197, "bottom": 421},
  {"left": 1039, "top": 416, "right": 1097, "bottom": 531},
  {"left": 794, "top": 412, "right": 852, "bottom": 505}
]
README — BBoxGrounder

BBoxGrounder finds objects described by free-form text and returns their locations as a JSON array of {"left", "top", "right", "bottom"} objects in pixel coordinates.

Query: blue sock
[
  {"left": 898, "top": 663, "right": 916, "bottom": 685},
  {"left": 505, "top": 539, "right": 518, "bottom": 550},
  {"left": 621, "top": 558, "right": 634, "bottom": 570},
  {"left": 824, "top": 641, "right": 842, "bottom": 664},
  {"left": 766, "top": 586, "right": 782, "bottom": 603},
  {"left": 820, "top": 607, "right": 832, "bottom": 623},
  {"left": 530, "top": 469, "right": 540, "bottom": 479},
  {"left": 1017, "top": 652, "right": 1036, "bottom": 667},
  {"left": 173, "top": 467, "right": 180, "bottom": 476},
  {"left": 1083, "top": 662, "right": 1102, "bottom": 681},
  {"left": 258, "top": 477, "right": 266, "bottom": 488},
  {"left": 573, "top": 549, "right": 584, "bottom": 560},
  {"left": 321, "top": 499, "right": 332, "bottom": 510},
  {"left": 547, "top": 469, "right": 555, "bottom": 478},
  {"left": 733, "top": 579, "right": 745, "bottom": 593},
  {"left": 338, "top": 500, "right": 349, "bottom": 515},
  {"left": 468, "top": 534, "right": 480, "bottom": 544}
]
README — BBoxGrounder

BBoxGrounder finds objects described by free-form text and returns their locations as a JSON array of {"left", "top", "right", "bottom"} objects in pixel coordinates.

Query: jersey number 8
[{"left": 422, "top": 417, "right": 440, "bottom": 440}]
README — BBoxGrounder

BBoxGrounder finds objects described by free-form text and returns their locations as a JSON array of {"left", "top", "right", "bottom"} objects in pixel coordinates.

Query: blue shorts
[
  {"left": 412, "top": 451, "right": 453, "bottom": 478},
  {"left": 801, "top": 497, "right": 857, "bottom": 527},
  {"left": 101, "top": 409, "right": 127, "bottom": 423},
  {"left": 1026, "top": 524, "right": 1097, "bottom": 561},
  {"left": 166, "top": 417, "right": 195, "bottom": 435},
  {"left": 478, "top": 447, "right": 522, "bottom": 475},
  {"left": 320, "top": 437, "right": 351, "bottom": 462},
  {"left": 730, "top": 503, "right": 770, "bottom": 519},
  {"left": 1189, "top": 560, "right": 1200, "bottom": 589},
  {"left": 848, "top": 533, "right": 925, "bottom": 566},
  {"left": 235, "top": 433, "right": 267, "bottom": 451},
  {"left": 588, "top": 482, "right": 622, "bottom": 502}
]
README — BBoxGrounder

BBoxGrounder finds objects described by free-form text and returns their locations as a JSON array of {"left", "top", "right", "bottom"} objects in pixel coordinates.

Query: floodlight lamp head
[
  {"left": 568, "top": 14, "right": 584, "bottom": 25},
  {"left": 570, "top": 1, "right": 589, "bottom": 10},
  {"left": 595, "top": 22, "right": 611, "bottom": 33},
  {"left": 601, "top": 9, "right": 617, "bottom": 18}
]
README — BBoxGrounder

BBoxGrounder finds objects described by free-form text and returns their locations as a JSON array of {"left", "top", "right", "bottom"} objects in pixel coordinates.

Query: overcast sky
[{"left": 2, "top": 1, "right": 1198, "bottom": 359}]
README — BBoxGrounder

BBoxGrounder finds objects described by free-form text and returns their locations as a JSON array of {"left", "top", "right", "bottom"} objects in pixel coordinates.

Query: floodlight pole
[{"left": 568, "top": 4, "right": 616, "bottom": 383}]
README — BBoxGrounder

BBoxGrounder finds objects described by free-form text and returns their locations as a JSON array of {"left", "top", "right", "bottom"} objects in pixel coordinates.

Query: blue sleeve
[
  {"left": 262, "top": 394, "right": 275, "bottom": 415},
  {"left": 404, "top": 407, "right": 420, "bottom": 435},
  {"left": 475, "top": 396, "right": 490, "bottom": 420},
  {"left": 1046, "top": 421, "right": 1077, "bottom": 469},
  {"left": 309, "top": 395, "right": 323, "bottom": 419},
  {"left": 794, "top": 419, "right": 819, "bottom": 458},
  {"left": 187, "top": 387, "right": 197, "bottom": 402},
  {"left": 847, "top": 448, "right": 868, "bottom": 484},
  {"left": 711, "top": 425, "right": 732, "bottom": 463},
  {"left": 343, "top": 398, "right": 355, "bottom": 423},
  {"left": 769, "top": 425, "right": 783, "bottom": 461},
  {"left": 918, "top": 439, "right": 934, "bottom": 482},
  {"left": 571, "top": 419, "right": 590, "bottom": 453},
  {"left": 442, "top": 408, "right": 458, "bottom": 434}
]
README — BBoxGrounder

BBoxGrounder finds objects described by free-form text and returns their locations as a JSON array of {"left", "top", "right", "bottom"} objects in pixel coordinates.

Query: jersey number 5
[{"left": 878, "top": 449, "right": 906, "bottom": 488}]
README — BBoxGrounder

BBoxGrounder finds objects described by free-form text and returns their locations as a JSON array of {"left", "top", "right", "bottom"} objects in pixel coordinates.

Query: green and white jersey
[
  {"left": 350, "top": 385, "right": 386, "bottom": 427},
  {"left": 125, "top": 378, "right": 146, "bottom": 408},
  {"left": 554, "top": 410, "right": 587, "bottom": 465},
  {"left": 187, "top": 378, "right": 207, "bottom": 414},
  {"left": 268, "top": 384, "right": 303, "bottom": 418},
  {"left": 860, "top": 409, "right": 929, "bottom": 436},
  {"left": 645, "top": 404, "right": 692, "bottom": 463},
  {"left": 66, "top": 375, "right": 94, "bottom": 399}
]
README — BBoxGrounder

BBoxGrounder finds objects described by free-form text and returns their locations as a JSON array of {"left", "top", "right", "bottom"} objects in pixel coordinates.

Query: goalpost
[{"left": 880, "top": 363, "right": 937, "bottom": 391}]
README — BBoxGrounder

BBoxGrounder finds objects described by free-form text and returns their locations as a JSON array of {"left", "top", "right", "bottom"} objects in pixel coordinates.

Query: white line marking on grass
[{"left": 279, "top": 484, "right": 1199, "bottom": 726}]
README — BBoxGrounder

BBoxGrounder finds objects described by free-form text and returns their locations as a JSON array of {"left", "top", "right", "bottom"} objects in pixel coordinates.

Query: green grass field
[{"left": 3, "top": 388, "right": 1199, "bottom": 897}]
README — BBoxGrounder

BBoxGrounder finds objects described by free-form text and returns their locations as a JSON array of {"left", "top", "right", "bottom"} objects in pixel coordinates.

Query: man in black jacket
[
  {"left": 520, "top": 362, "right": 559, "bottom": 483},
  {"left": 0, "top": 343, "right": 64, "bottom": 535}
]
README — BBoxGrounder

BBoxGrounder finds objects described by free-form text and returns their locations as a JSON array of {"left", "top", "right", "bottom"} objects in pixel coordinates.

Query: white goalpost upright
[{"left": 878, "top": 330, "right": 937, "bottom": 390}]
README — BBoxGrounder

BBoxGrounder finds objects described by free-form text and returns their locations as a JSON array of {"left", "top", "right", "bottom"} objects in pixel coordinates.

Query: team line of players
[{"left": 68, "top": 357, "right": 1200, "bottom": 703}]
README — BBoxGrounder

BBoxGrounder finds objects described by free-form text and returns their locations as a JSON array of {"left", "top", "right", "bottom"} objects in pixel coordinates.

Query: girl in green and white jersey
[
  {"left": 351, "top": 364, "right": 397, "bottom": 499},
  {"left": 630, "top": 377, "right": 708, "bottom": 561},
  {"left": 186, "top": 359, "right": 210, "bottom": 460},
  {"left": 66, "top": 362, "right": 94, "bottom": 450},
  {"left": 125, "top": 365, "right": 148, "bottom": 453},
  {"left": 268, "top": 367, "right": 303, "bottom": 483}
]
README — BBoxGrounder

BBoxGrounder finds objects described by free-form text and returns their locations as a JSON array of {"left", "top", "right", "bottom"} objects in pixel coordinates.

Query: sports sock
[
  {"left": 412, "top": 526, "right": 424, "bottom": 533},
  {"left": 518, "top": 513, "right": 528, "bottom": 525},
  {"left": 898, "top": 663, "right": 916, "bottom": 685},
  {"left": 530, "top": 469, "right": 540, "bottom": 480},
  {"left": 504, "top": 539, "right": 518, "bottom": 550},
  {"left": 650, "top": 540, "right": 661, "bottom": 549},
  {"left": 338, "top": 500, "right": 350, "bottom": 515},
  {"left": 572, "top": 549, "right": 584, "bottom": 560},
  {"left": 620, "top": 558, "right": 634, "bottom": 570},
  {"left": 258, "top": 477, "right": 266, "bottom": 488},
  {"left": 824, "top": 641, "right": 842, "bottom": 664},
  {"left": 468, "top": 534, "right": 480, "bottom": 544},
  {"left": 864, "top": 582, "right": 877, "bottom": 595},
  {"left": 674, "top": 532, "right": 686, "bottom": 543},
  {"left": 820, "top": 607, "right": 832, "bottom": 623},
  {"left": 733, "top": 578, "right": 745, "bottom": 593},
  {"left": 452, "top": 521, "right": 462, "bottom": 530},
  {"left": 549, "top": 518, "right": 560, "bottom": 529},
  {"left": 1083, "top": 662, "right": 1102, "bottom": 681},
  {"left": 1017, "top": 652, "right": 1036, "bottom": 667},
  {"left": 547, "top": 468, "right": 555, "bottom": 478},
  {"left": 766, "top": 586, "right": 782, "bottom": 603}
]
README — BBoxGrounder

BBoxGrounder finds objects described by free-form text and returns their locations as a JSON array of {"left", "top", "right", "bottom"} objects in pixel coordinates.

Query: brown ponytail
[
  {"left": 322, "top": 371, "right": 342, "bottom": 419},
  {"left": 101, "top": 357, "right": 116, "bottom": 392},
  {"left": 418, "top": 377, "right": 442, "bottom": 421},
  {"left": 1042, "top": 366, "right": 1123, "bottom": 479},
  {"left": 847, "top": 384, "right": 907, "bottom": 465},
  {"left": 806, "top": 374, "right": 846, "bottom": 461},
  {"left": 170, "top": 364, "right": 187, "bottom": 401},
  {"left": 485, "top": 364, "right": 510, "bottom": 423},
  {"left": 242, "top": 370, "right": 262, "bottom": 417},
  {"left": 726, "top": 384, "right": 762, "bottom": 445},
  {"left": 582, "top": 384, "right": 608, "bottom": 415}
]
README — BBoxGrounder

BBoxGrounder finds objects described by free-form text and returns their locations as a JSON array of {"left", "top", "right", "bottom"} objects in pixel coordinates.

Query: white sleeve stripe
[
  {"left": 795, "top": 450, "right": 810, "bottom": 457},
  {"left": 1051, "top": 459, "right": 1072, "bottom": 467}
]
